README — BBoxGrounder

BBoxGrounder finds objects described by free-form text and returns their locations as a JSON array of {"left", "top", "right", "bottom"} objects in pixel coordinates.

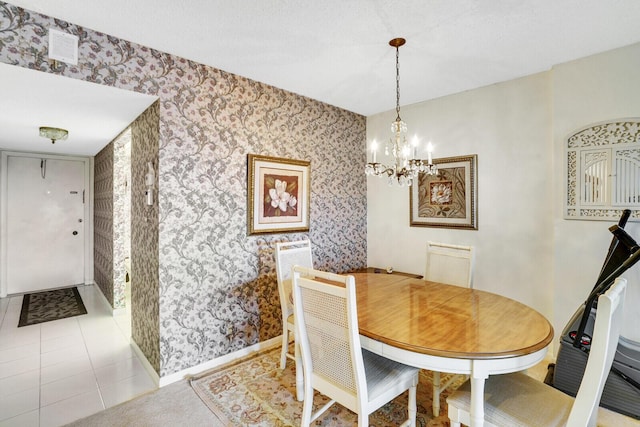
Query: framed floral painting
[
  {"left": 409, "top": 154, "right": 477, "bottom": 229},
  {"left": 247, "top": 154, "right": 310, "bottom": 235}
]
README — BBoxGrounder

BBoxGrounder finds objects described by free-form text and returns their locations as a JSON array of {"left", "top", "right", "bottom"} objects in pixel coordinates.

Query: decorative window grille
[{"left": 566, "top": 119, "right": 640, "bottom": 221}]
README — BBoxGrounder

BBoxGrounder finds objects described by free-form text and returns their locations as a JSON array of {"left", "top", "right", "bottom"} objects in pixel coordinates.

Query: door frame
[{"left": 0, "top": 151, "right": 93, "bottom": 297}]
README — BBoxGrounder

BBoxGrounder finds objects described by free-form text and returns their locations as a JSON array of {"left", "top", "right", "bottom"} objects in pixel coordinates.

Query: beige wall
[
  {"left": 367, "top": 42, "right": 640, "bottom": 352},
  {"left": 367, "top": 69, "right": 554, "bottom": 313},
  {"left": 552, "top": 43, "right": 640, "bottom": 343}
]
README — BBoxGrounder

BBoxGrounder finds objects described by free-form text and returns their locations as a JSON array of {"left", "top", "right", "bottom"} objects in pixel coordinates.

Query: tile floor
[{"left": 0, "top": 285, "right": 157, "bottom": 427}]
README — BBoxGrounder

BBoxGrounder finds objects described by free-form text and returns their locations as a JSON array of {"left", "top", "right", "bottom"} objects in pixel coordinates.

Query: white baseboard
[
  {"left": 86, "top": 283, "right": 282, "bottom": 391},
  {"left": 91, "top": 283, "right": 114, "bottom": 314},
  {"left": 130, "top": 338, "right": 160, "bottom": 387},
  {"left": 158, "top": 336, "right": 281, "bottom": 387},
  {"left": 112, "top": 307, "right": 126, "bottom": 316},
  {"left": 89, "top": 282, "right": 159, "bottom": 387},
  {"left": 89, "top": 285, "right": 282, "bottom": 387},
  {"left": 91, "top": 282, "right": 128, "bottom": 316},
  {"left": 89, "top": 281, "right": 282, "bottom": 390}
]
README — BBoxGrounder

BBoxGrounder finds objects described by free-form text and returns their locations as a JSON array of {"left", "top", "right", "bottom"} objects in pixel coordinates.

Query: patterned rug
[
  {"left": 190, "top": 346, "right": 462, "bottom": 426},
  {"left": 18, "top": 286, "right": 87, "bottom": 327}
]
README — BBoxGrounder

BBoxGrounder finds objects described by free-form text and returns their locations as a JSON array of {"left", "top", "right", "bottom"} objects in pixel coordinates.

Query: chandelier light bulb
[{"left": 371, "top": 140, "right": 378, "bottom": 163}]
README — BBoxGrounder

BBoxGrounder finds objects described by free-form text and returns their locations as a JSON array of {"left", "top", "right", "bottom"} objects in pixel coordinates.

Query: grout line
[
  {"left": 38, "top": 311, "right": 42, "bottom": 427},
  {"left": 76, "top": 288, "right": 107, "bottom": 412},
  {"left": 1, "top": 285, "right": 155, "bottom": 424}
]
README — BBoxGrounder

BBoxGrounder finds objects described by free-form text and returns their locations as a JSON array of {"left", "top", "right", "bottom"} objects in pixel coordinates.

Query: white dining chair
[
  {"left": 425, "top": 241, "right": 475, "bottom": 416},
  {"left": 425, "top": 241, "right": 475, "bottom": 288},
  {"left": 447, "top": 277, "right": 628, "bottom": 427},
  {"left": 275, "top": 239, "right": 313, "bottom": 401},
  {"left": 293, "top": 265, "right": 420, "bottom": 427}
]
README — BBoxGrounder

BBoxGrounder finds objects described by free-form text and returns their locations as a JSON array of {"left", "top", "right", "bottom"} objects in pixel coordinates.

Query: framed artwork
[
  {"left": 409, "top": 154, "right": 478, "bottom": 229},
  {"left": 247, "top": 154, "right": 310, "bottom": 235}
]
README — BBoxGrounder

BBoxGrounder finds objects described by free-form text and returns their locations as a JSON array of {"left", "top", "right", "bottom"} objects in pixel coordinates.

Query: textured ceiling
[
  {"left": 9, "top": 0, "right": 640, "bottom": 116},
  {"left": 3, "top": 1, "right": 640, "bottom": 154}
]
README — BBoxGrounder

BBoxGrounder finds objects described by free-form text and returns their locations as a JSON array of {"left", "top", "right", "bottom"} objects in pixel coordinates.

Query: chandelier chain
[{"left": 395, "top": 44, "right": 401, "bottom": 122}]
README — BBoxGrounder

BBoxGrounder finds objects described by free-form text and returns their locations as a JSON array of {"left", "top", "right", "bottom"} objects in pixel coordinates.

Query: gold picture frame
[
  {"left": 247, "top": 154, "right": 310, "bottom": 235},
  {"left": 409, "top": 154, "right": 478, "bottom": 229}
]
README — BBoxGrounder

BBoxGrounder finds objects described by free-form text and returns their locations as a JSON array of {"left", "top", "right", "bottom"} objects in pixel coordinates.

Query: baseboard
[
  {"left": 130, "top": 338, "right": 160, "bottom": 387},
  {"left": 89, "top": 282, "right": 282, "bottom": 390},
  {"left": 90, "top": 282, "right": 131, "bottom": 317},
  {"left": 112, "top": 307, "right": 126, "bottom": 316},
  {"left": 158, "top": 336, "right": 281, "bottom": 387},
  {"left": 89, "top": 281, "right": 280, "bottom": 390},
  {"left": 91, "top": 283, "right": 114, "bottom": 314}
]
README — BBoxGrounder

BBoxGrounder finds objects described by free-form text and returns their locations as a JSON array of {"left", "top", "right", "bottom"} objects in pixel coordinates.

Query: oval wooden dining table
[{"left": 351, "top": 271, "right": 554, "bottom": 427}]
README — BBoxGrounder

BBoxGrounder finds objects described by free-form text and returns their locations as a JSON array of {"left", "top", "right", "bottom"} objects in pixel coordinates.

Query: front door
[{"left": 6, "top": 155, "right": 85, "bottom": 294}]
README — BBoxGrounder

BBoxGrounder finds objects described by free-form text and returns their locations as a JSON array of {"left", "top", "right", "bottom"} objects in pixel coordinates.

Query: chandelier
[{"left": 365, "top": 38, "right": 437, "bottom": 186}]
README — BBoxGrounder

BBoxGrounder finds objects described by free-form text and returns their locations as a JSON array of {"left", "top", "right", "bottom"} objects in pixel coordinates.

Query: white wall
[
  {"left": 367, "top": 42, "right": 640, "bottom": 354},
  {"left": 552, "top": 43, "right": 640, "bottom": 343}
]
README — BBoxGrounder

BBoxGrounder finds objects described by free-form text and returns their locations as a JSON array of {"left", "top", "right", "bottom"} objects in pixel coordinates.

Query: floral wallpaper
[
  {"left": 112, "top": 128, "right": 131, "bottom": 310},
  {"left": 94, "top": 128, "right": 130, "bottom": 310},
  {"left": 0, "top": 1, "right": 367, "bottom": 378},
  {"left": 93, "top": 142, "right": 114, "bottom": 305},
  {"left": 131, "top": 101, "right": 160, "bottom": 373}
]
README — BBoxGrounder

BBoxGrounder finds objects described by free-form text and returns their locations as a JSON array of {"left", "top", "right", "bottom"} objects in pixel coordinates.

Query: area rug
[
  {"left": 190, "top": 346, "right": 462, "bottom": 426},
  {"left": 18, "top": 286, "right": 87, "bottom": 327}
]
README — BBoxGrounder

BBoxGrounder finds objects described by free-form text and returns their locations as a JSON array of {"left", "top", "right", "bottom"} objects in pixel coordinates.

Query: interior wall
[
  {"left": 94, "top": 128, "right": 131, "bottom": 310},
  {"left": 367, "top": 71, "right": 555, "bottom": 319},
  {"left": 130, "top": 101, "right": 160, "bottom": 373},
  {"left": 0, "top": 2, "right": 368, "bottom": 377},
  {"left": 368, "top": 42, "right": 640, "bottom": 351},
  {"left": 93, "top": 141, "right": 114, "bottom": 305},
  {"left": 113, "top": 128, "right": 131, "bottom": 310},
  {"left": 551, "top": 42, "right": 640, "bottom": 343}
]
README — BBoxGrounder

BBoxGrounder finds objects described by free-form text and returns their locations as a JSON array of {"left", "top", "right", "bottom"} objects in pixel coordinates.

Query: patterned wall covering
[
  {"left": 94, "top": 128, "right": 131, "bottom": 310},
  {"left": 0, "top": 2, "right": 367, "bottom": 377},
  {"left": 94, "top": 142, "right": 114, "bottom": 306},
  {"left": 131, "top": 102, "right": 160, "bottom": 373},
  {"left": 113, "top": 128, "right": 131, "bottom": 309}
]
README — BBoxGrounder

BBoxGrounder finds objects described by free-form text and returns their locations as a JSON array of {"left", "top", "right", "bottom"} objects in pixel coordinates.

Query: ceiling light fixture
[
  {"left": 39, "top": 126, "right": 68, "bottom": 144},
  {"left": 365, "top": 38, "right": 437, "bottom": 186}
]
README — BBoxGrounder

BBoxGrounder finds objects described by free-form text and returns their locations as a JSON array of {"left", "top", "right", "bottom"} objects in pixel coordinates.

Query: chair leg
[
  {"left": 432, "top": 371, "right": 441, "bottom": 416},
  {"left": 300, "top": 384, "right": 313, "bottom": 427},
  {"left": 447, "top": 405, "right": 462, "bottom": 427},
  {"left": 407, "top": 384, "right": 417, "bottom": 427},
  {"left": 279, "top": 328, "right": 289, "bottom": 370},
  {"left": 295, "top": 340, "right": 304, "bottom": 401}
]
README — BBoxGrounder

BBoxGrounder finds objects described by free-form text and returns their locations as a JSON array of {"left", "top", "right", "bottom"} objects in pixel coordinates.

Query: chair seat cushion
[
  {"left": 362, "top": 349, "right": 419, "bottom": 401},
  {"left": 447, "top": 372, "right": 573, "bottom": 427}
]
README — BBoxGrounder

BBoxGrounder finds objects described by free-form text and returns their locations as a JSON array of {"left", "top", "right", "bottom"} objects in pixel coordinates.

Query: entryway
[{"left": 1, "top": 152, "right": 90, "bottom": 297}]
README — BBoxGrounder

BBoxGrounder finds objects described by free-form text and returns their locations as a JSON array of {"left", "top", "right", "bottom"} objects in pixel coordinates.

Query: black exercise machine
[{"left": 545, "top": 209, "right": 640, "bottom": 419}]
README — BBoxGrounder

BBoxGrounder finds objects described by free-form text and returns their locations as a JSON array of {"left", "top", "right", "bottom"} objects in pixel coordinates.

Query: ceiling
[
  {"left": 0, "top": 62, "right": 157, "bottom": 156},
  {"left": 3, "top": 1, "right": 640, "bottom": 155}
]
